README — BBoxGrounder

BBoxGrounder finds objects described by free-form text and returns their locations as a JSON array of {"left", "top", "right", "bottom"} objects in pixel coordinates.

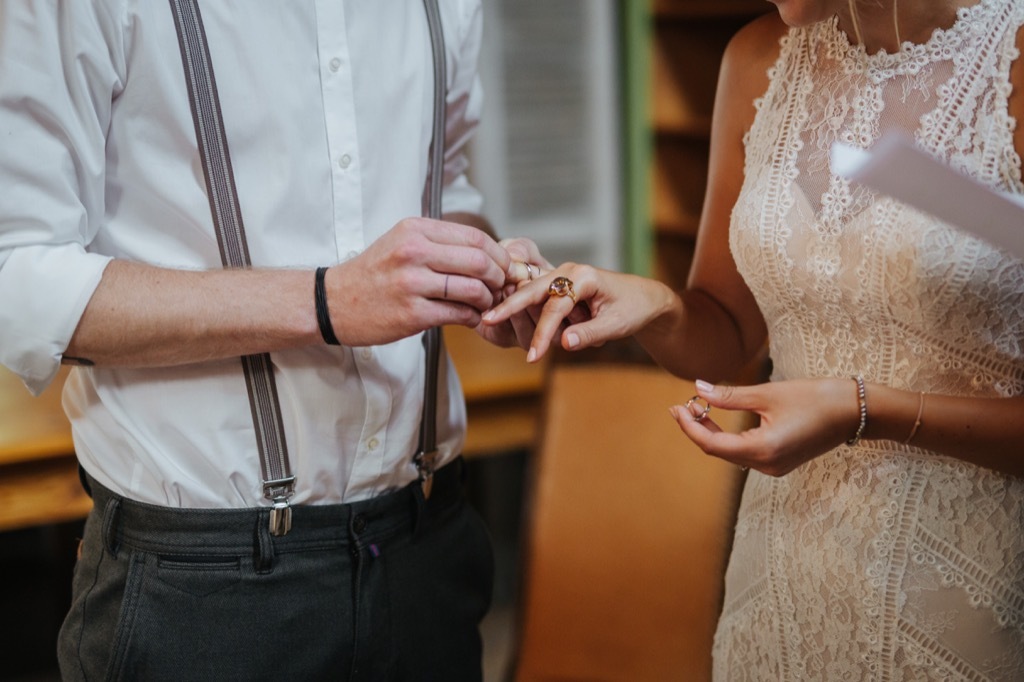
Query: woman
[{"left": 486, "top": 0, "right": 1024, "bottom": 677}]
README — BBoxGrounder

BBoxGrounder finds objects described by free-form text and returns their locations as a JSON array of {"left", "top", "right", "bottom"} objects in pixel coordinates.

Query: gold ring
[
  {"left": 683, "top": 395, "right": 711, "bottom": 421},
  {"left": 548, "top": 276, "right": 577, "bottom": 304}
]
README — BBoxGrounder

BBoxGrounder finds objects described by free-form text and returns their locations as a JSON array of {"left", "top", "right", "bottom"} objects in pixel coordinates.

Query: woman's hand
[
  {"left": 482, "top": 263, "right": 678, "bottom": 362},
  {"left": 670, "top": 377, "right": 861, "bottom": 476}
]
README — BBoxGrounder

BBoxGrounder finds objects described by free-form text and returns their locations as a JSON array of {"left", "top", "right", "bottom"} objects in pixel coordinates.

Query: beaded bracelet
[{"left": 846, "top": 375, "right": 867, "bottom": 446}]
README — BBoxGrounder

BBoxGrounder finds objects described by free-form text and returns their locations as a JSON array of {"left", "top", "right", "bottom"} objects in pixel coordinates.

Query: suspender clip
[
  {"left": 264, "top": 476, "right": 295, "bottom": 537},
  {"left": 414, "top": 449, "right": 439, "bottom": 500},
  {"left": 269, "top": 496, "right": 293, "bottom": 537}
]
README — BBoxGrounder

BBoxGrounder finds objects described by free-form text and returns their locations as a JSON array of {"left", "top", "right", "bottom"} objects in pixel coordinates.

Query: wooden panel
[
  {"left": 651, "top": 23, "right": 733, "bottom": 135},
  {"left": 652, "top": 136, "right": 709, "bottom": 237},
  {"left": 445, "top": 324, "right": 547, "bottom": 458},
  {"left": 513, "top": 365, "right": 751, "bottom": 681},
  {"left": 654, "top": 232, "right": 698, "bottom": 294},
  {"left": 463, "top": 397, "right": 539, "bottom": 458},
  {"left": 0, "top": 365, "right": 73, "bottom": 466},
  {"left": 0, "top": 458, "right": 92, "bottom": 532},
  {"left": 444, "top": 324, "right": 545, "bottom": 401}
]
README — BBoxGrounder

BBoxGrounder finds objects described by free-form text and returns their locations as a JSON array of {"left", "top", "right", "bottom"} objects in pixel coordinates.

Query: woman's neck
[{"left": 837, "top": 0, "right": 978, "bottom": 54}]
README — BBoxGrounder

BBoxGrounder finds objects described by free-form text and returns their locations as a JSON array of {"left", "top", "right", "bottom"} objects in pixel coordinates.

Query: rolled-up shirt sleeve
[{"left": 0, "top": 2, "right": 122, "bottom": 393}]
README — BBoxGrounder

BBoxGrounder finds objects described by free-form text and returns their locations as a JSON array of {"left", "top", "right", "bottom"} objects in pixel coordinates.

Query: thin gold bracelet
[{"left": 904, "top": 392, "right": 925, "bottom": 444}]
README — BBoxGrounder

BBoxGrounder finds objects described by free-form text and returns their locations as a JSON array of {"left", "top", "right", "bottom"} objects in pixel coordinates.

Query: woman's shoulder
[
  {"left": 725, "top": 12, "right": 789, "bottom": 70},
  {"left": 717, "top": 13, "right": 789, "bottom": 110}
]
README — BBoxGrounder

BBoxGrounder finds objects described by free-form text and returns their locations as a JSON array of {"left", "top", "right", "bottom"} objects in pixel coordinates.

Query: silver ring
[
  {"left": 683, "top": 395, "right": 711, "bottom": 421},
  {"left": 525, "top": 262, "right": 535, "bottom": 280}
]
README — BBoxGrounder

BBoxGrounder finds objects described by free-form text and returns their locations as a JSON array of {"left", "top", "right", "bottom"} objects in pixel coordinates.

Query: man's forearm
[{"left": 64, "top": 260, "right": 319, "bottom": 367}]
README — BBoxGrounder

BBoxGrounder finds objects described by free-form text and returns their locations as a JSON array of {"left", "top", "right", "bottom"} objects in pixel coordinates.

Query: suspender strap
[
  {"left": 415, "top": 0, "right": 447, "bottom": 498},
  {"left": 169, "top": 0, "right": 294, "bottom": 534},
  {"left": 169, "top": 0, "right": 451, "bottom": 527}
]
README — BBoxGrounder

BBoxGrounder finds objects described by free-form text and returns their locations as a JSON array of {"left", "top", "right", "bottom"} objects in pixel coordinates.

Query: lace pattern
[{"left": 718, "top": 1, "right": 1024, "bottom": 679}]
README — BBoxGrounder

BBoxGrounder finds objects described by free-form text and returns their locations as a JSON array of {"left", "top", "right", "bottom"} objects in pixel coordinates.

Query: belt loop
[
  {"left": 101, "top": 497, "right": 122, "bottom": 557},
  {"left": 253, "top": 509, "right": 276, "bottom": 574}
]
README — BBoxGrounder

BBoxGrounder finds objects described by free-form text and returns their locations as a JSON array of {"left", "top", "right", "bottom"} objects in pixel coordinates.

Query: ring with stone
[{"left": 547, "top": 276, "right": 577, "bottom": 304}]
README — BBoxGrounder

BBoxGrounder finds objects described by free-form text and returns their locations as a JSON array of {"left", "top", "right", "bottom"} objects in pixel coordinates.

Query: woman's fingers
[
  {"left": 483, "top": 268, "right": 578, "bottom": 359},
  {"left": 525, "top": 295, "right": 578, "bottom": 362}
]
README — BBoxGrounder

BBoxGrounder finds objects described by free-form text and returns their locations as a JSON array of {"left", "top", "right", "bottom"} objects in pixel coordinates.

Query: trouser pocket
[{"left": 60, "top": 526, "right": 353, "bottom": 682}]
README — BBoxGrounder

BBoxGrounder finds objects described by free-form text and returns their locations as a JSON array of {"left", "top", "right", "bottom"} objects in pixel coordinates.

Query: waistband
[{"left": 85, "top": 457, "right": 466, "bottom": 557}]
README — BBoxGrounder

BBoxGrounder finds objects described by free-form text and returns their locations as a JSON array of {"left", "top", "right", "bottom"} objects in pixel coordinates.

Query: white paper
[{"left": 830, "top": 134, "right": 1024, "bottom": 260}]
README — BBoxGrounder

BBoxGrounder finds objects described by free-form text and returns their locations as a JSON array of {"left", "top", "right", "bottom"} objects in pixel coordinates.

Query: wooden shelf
[
  {"left": 652, "top": 136, "right": 710, "bottom": 238},
  {"left": 653, "top": 0, "right": 769, "bottom": 19},
  {"left": 651, "top": 22, "right": 735, "bottom": 135},
  {"left": 647, "top": 2, "right": 765, "bottom": 290}
]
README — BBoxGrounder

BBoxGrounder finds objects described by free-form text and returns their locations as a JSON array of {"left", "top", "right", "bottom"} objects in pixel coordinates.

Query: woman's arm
[
  {"left": 673, "top": 378, "right": 1024, "bottom": 479},
  {"left": 483, "top": 15, "right": 787, "bottom": 381},
  {"left": 635, "top": 15, "right": 784, "bottom": 379}
]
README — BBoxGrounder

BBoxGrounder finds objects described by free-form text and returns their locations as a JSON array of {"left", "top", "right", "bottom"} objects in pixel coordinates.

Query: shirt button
[
  {"left": 359, "top": 348, "right": 373, "bottom": 361},
  {"left": 367, "top": 437, "right": 380, "bottom": 451},
  {"left": 329, "top": 57, "right": 342, "bottom": 72},
  {"left": 339, "top": 154, "right": 352, "bottom": 169}
]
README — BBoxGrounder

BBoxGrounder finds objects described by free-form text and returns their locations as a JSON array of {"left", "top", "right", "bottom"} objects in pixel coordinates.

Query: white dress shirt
[{"left": 0, "top": 1, "right": 485, "bottom": 506}]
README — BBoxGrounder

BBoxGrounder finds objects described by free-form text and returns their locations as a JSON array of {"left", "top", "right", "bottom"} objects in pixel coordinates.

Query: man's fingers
[
  {"left": 414, "top": 218, "right": 511, "bottom": 288},
  {"left": 435, "top": 273, "right": 501, "bottom": 313},
  {"left": 423, "top": 242, "right": 507, "bottom": 292}
]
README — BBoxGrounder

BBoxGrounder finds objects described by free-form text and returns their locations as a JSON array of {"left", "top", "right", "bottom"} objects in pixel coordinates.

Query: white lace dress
[{"left": 716, "top": 1, "right": 1024, "bottom": 679}]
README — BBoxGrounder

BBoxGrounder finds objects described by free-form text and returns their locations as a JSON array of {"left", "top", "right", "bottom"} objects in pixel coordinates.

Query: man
[{"left": 0, "top": 1, "right": 542, "bottom": 679}]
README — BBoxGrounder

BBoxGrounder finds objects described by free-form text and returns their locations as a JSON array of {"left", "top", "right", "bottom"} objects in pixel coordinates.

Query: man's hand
[{"left": 324, "top": 217, "right": 512, "bottom": 346}]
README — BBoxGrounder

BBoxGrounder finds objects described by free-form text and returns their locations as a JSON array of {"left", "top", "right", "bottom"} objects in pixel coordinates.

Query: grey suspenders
[
  {"left": 416, "top": 0, "right": 447, "bottom": 501},
  {"left": 169, "top": 0, "right": 448, "bottom": 535}
]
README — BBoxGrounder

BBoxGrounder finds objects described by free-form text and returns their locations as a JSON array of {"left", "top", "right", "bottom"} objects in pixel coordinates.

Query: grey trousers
[{"left": 57, "top": 458, "right": 494, "bottom": 681}]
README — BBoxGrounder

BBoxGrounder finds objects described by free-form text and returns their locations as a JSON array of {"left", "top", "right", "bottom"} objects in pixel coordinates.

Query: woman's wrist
[
  {"left": 636, "top": 280, "right": 684, "bottom": 342},
  {"left": 859, "top": 382, "right": 925, "bottom": 444}
]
